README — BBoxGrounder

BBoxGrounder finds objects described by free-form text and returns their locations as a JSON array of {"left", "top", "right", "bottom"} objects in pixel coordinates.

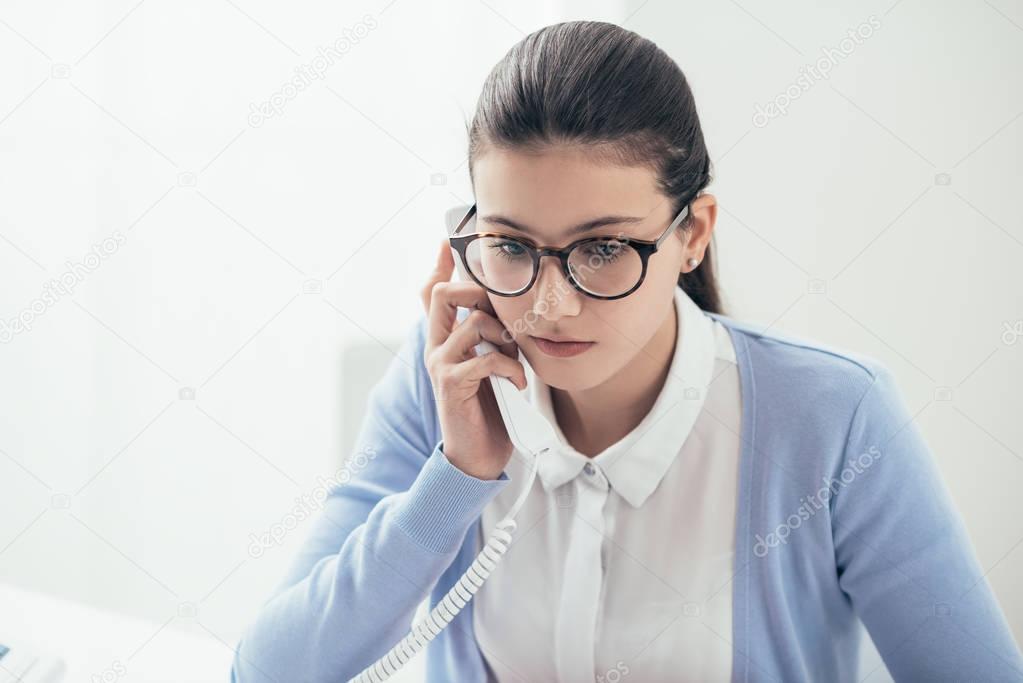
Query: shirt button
[{"left": 583, "top": 462, "right": 595, "bottom": 476}]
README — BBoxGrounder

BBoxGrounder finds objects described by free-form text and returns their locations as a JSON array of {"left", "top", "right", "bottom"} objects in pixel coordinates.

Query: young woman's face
[{"left": 472, "top": 145, "right": 697, "bottom": 391}]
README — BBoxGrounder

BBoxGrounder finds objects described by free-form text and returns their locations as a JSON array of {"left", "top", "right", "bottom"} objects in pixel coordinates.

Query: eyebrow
[{"left": 479, "top": 213, "right": 647, "bottom": 237}]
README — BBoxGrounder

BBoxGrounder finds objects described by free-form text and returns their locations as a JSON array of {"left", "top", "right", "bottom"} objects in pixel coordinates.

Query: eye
[
  {"left": 580, "top": 240, "right": 626, "bottom": 262},
  {"left": 488, "top": 239, "right": 530, "bottom": 261}
]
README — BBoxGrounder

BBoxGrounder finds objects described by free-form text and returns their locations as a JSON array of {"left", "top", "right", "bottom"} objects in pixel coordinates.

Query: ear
[{"left": 680, "top": 193, "right": 717, "bottom": 273}]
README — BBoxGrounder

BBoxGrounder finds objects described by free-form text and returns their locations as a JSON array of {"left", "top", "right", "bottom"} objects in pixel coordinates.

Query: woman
[{"left": 231, "top": 21, "right": 1022, "bottom": 682}]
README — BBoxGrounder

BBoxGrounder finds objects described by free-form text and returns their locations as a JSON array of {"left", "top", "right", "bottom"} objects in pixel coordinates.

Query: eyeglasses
[{"left": 448, "top": 202, "right": 690, "bottom": 300}]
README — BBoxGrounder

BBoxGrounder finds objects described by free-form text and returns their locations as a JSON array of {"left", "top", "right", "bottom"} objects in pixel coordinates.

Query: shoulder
[
  {"left": 360, "top": 312, "right": 439, "bottom": 446},
  {"left": 706, "top": 312, "right": 901, "bottom": 428},
  {"left": 403, "top": 312, "right": 434, "bottom": 407},
  {"left": 374, "top": 311, "right": 431, "bottom": 400},
  {"left": 708, "top": 313, "right": 928, "bottom": 511}
]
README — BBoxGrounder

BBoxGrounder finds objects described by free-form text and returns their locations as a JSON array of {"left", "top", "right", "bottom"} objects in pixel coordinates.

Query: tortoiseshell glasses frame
[{"left": 447, "top": 202, "right": 691, "bottom": 301}]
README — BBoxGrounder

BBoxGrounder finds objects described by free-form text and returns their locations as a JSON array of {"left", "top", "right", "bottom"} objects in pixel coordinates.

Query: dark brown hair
[{"left": 466, "top": 20, "right": 723, "bottom": 314}]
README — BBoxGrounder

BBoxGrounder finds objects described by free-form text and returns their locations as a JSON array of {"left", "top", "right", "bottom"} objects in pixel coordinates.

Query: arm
[
  {"left": 230, "top": 315, "right": 510, "bottom": 682},
  {"left": 833, "top": 364, "right": 1023, "bottom": 680}
]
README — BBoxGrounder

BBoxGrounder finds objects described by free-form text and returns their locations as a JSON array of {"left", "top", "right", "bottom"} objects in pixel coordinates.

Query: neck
[{"left": 550, "top": 301, "right": 678, "bottom": 457}]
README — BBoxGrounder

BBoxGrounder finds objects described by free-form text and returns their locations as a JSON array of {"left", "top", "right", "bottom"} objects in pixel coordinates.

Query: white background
[{"left": 1, "top": 0, "right": 1021, "bottom": 681}]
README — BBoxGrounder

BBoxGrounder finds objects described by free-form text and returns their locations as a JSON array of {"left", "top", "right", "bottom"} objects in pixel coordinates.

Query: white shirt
[{"left": 474, "top": 286, "right": 742, "bottom": 683}]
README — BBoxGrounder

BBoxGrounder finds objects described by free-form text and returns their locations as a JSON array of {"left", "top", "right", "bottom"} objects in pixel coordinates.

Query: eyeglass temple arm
[
  {"left": 654, "top": 203, "right": 691, "bottom": 249},
  {"left": 451, "top": 203, "right": 478, "bottom": 237}
]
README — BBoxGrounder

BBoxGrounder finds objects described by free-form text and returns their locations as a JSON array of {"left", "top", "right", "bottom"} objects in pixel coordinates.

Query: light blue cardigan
[{"left": 231, "top": 306, "right": 1023, "bottom": 682}]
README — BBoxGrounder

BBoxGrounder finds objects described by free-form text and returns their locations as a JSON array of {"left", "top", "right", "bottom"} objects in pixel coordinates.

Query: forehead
[{"left": 472, "top": 145, "right": 662, "bottom": 228}]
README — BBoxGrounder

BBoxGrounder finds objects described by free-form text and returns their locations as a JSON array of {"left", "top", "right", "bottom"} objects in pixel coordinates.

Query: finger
[
  {"left": 451, "top": 348, "right": 527, "bottom": 391},
  {"left": 449, "top": 299, "right": 518, "bottom": 360},
  {"left": 421, "top": 239, "right": 455, "bottom": 313},
  {"left": 456, "top": 316, "right": 519, "bottom": 361},
  {"left": 498, "top": 335, "right": 520, "bottom": 360},
  {"left": 426, "top": 281, "right": 497, "bottom": 350},
  {"left": 481, "top": 316, "right": 519, "bottom": 359},
  {"left": 440, "top": 308, "right": 513, "bottom": 363}
]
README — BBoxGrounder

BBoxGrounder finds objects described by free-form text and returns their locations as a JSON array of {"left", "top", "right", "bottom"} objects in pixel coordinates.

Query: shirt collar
[{"left": 522, "top": 286, "right": 726, "bottom": 508}]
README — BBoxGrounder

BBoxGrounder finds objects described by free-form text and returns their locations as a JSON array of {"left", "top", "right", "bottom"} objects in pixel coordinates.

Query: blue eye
[{"left": 489, "top": 240, "right": 529, "bottom": 261}]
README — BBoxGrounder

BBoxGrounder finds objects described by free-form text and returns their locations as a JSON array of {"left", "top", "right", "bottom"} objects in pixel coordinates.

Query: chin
[{"left": 526, "top": 348, "right": 612, "bottom": 392}]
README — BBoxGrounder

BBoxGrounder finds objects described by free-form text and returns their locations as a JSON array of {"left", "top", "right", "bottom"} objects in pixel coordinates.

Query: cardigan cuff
[{"left": 390, "top": 440, "right": 510, "bottom": 554}]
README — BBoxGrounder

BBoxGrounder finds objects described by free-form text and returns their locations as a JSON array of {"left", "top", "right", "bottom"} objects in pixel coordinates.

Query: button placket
[{"left": 553, "top": 477, "right": 608, "bottom": 682}]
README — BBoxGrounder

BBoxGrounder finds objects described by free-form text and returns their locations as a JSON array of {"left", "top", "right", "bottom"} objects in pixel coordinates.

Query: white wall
[{"left": 0, "top": 0, "right": 1020, "bottom": 680}]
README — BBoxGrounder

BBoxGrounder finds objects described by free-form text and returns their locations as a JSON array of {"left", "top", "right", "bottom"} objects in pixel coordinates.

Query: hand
[{"left": 420, "top": 239, "right": 526, "bottom": 480}]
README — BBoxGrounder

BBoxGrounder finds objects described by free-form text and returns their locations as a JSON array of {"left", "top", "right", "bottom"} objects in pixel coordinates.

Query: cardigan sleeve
[
  {"left": 832, "top": 364, "right": 1023, "bottom": 680},
  {"left": 229, "top": 314, "right": 511, "bottom": 682}
]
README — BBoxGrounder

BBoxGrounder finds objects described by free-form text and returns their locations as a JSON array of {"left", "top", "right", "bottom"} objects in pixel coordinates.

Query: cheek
[
  {"left": 646, "top": 247, "right": 684, "bottom": 287},
  {"left": 491, "top": 298, "right": 533, "bottom": 342},
  {"left": 592, "top": 284, "right": 668, "bottom": 347},
  {"left": 596, "top": 302, "right": 647, "bottom": 346}
]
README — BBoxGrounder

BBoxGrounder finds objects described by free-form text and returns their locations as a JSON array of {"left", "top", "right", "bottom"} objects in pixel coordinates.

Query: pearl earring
[{"left": 687, "top": 257, "right": 700, "bottom": 269}]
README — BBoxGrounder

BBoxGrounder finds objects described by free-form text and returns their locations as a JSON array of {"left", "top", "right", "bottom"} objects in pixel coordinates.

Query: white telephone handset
[{"left": 348, "top": 205, "right": 558, "bottom": 683}]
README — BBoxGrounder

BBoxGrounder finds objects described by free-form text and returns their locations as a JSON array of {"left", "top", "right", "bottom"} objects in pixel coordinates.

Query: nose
[{"left": 531, "top": 254, "right": 582, "bottom": 320}]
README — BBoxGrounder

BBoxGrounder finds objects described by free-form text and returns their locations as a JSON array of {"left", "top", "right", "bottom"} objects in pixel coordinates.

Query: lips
[
  {"left": 530, "top": 335, "right": 596, "bottom": 358},
  {"left": 535, "top": 335, "right": 589, "bottom": 343}
]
